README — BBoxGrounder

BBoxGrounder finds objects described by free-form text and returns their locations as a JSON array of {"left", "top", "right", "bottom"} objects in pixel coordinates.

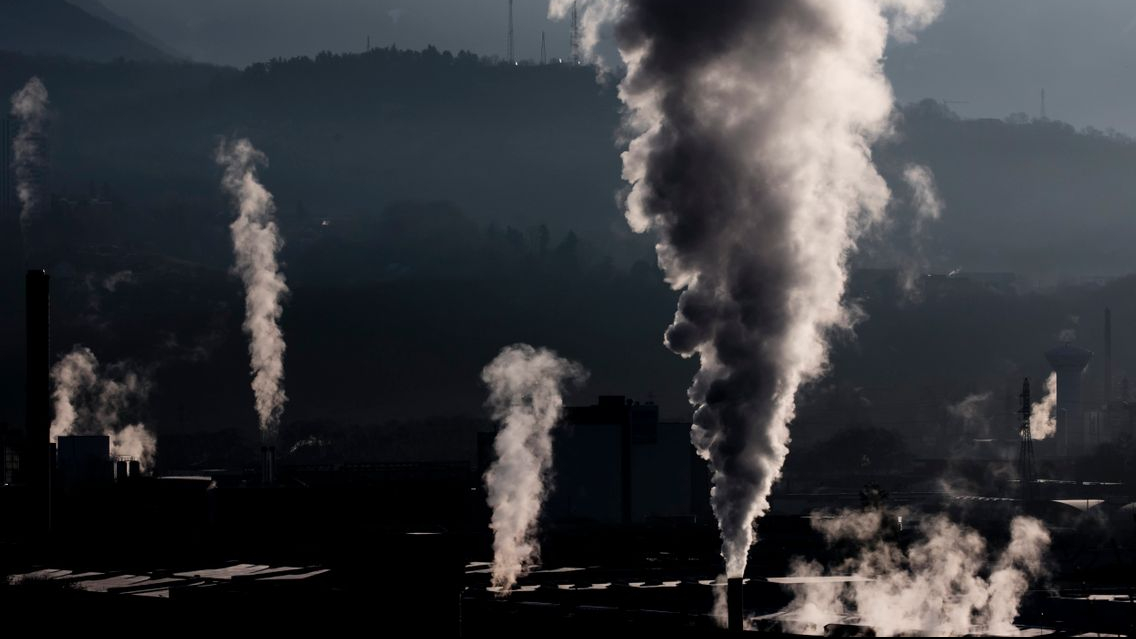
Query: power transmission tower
[
  {"left": 570, "top": 1, "right": 580, "bottom": 64},
  {"left": 507, "top": 0, "right": 515, "bottom": 64},
  {"left": 1018, "top": 378, "right": 1038, "bottom": 504},
  {"left": 541, "top": 31, "right": 547, "bottom": 65}
]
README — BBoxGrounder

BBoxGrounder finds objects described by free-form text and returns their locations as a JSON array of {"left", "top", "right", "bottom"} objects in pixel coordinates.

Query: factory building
[{"left": 543, "top": 395, "right": 709, "bottom": 526}]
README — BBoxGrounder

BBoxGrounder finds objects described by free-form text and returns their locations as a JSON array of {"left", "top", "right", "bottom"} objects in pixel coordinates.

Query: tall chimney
[
  {"left": 1105, "top": 308, "right": 1112, "bottom": 404},
  {"left": 261, "top": 445, "right": 276, "bottom": 486},
  {"left": 727, "top": 577, "right": 744, "bottom": 632},
  {"left": 25, "top": 269, "right": 50, "bottom": 533}
]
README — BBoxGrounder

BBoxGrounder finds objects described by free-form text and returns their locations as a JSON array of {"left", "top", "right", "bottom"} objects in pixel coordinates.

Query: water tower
[{"left": 1044, "top": 342, "right": 1093, "bottom": 457}]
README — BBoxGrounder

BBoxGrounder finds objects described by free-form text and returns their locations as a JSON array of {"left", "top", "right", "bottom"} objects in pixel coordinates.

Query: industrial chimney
[
  {"left": 1045, "top": 342, "right": 1093, "bottom": 457},
  {"left": 25, "top": 269, "right": 50, "bottom": 533},
  {"left": 1104, "top": 308, "right": 1112, "bottom": 404},
  {"left": 261, "top": 445, "right": 276, "bottom": 486},
  {"left": 727, "top": 577, "right": 744, "bottom": 632}
]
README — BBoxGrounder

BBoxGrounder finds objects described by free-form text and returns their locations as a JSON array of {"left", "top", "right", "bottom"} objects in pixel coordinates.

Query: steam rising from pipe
[
  {"left": 50, "top": 346, "right": 158, "bottom": 470},
  {"left": 552, "top": 0, "right": 943, "bottom": 578},
  {"left": 777, "top": 510, "right": 1049, "bottom": 636},
  {"left": 899, "top": 164, "right": 944, "bottom": 296},
  {"left": 9, "top": 77, "right": 50, "bottom": 228},
  {"left": 216, "top": 138, "right": 288, "bottom": 440},
  {"left": 481, "top": 344, "right": 587, "bottom": 593},
  {"left": 1029, "top": 372, "right": 1057, "bottom": 440}
]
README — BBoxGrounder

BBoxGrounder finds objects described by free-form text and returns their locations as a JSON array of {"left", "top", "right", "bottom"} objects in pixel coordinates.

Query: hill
[{"left": 0, "top": 0, "right": 172, "bottom": 62}]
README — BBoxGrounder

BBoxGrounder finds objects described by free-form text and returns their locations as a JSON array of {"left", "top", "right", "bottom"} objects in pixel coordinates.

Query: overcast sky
[{"left": 100, "top": 0, "right": 1136, "bottom": 135}]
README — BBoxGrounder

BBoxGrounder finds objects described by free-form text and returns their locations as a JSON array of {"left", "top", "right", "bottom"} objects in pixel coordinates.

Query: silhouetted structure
[
  {"left": 1045, "top": 342, "right": 1093, "bottom": 457},
  {"left": 1, "top": 115, "right": 15, "bottom": 218},
  {"left": 25, "top": 269, "right": 51, "bottom": 534},
  {"left": 570, "top": 1, "right": 580, "bottom": 64},
  {"left": 57, "top": 435, "right": 111, "bottom": 492},
  {"left": 727, "top": 577, "right": 744, "bottom": 632},
  {"left": 1104, "top": 307, "right": 1112, "bottom": 404},
  {"left": 260, "top": 445, "right": 276, "bottom": 486},
  {"left": 546, "top": 396, "right": 707, "bottom": 525},
  {"left": 506, "top": 0, "right": 514, "bottom": 64},
  {"left": 1018, "top": 378, "right": 1037, "bottom": 503}
]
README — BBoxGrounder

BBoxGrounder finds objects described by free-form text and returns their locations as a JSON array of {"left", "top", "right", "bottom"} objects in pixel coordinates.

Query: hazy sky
[{"left": 100, "top": 0, "right": 1136, "bottom": 135}]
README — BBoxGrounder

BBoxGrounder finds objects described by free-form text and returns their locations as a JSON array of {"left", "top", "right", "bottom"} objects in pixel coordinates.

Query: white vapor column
[
  {"left": 899, "top": 163, "right": 944, "bottom": 296},
  {"left": 481, "top": 344, "right": 587, "bottom": 593},
  {"left": 550, "top": 0, "right": 943, "bottom": 579},
  {"left": 1029, "top": 372, "right": 1057, "bottom": 440},
  {"left": 216, "top": 138, "right": 289, "bottom": 440},
  {"left": 9, "top": 77, "right": 50, "bottom": 228}
]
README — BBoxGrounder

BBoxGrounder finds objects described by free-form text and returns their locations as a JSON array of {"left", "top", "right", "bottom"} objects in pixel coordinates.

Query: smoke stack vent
[
  {"left": 261, "top": 446, "right": 276, "bottom": 486},
  {"left": 727, "top": 577, "right": 744, "bottom": 632}
]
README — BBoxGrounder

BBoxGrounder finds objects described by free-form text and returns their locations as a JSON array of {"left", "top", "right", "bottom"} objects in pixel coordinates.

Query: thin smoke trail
[
  {"left": 551, "top": 0, "right": 944, "bottom": 583},
  {"left": 481, "top": 344, "right": 587, "bottom": 593},
  {"left": 10, "top": 77, "right": 50, "bottom": 230},
  {"left": 1029, "top": 372, "right": 1057, "bottom": 440},
  {"left": 216, "top": 138, "right": 288, "bottom": 440},
  {"left": 898, "top": 163, "right": 944, "bottom": 297}
]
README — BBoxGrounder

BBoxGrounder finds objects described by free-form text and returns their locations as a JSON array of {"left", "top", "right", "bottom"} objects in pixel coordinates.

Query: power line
[
  {"left": 570, "top": 1, "right": 580, "bottom": 64},
  {"left": 507, "top": 0, "right": 515, "bottom": 64}
]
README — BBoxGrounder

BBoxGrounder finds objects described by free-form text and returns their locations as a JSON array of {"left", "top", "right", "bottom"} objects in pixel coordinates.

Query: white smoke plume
[
  {"left": 50, "top": 346, "right": 158, "bottom": 470},
  {"left": 216, "top": 138, "right": 288, "bottom": 440},
  {"left": 481, "top": 344, "right": 587, "bottom": 593},
  {"left": 552, "top": 0, "right": 943, "bottom": 580},
  {"left": 10, "top": 77, "right": 50, "bottom": 227},
  {"left": 898, "top": 164, "right": 944, "bottom": 296},
  {"left": 1029, "top": 372, "right": 1057, "bottom": 440},
  {"left": 776, "top": 510, "right": 1049, "bottom": 636}
]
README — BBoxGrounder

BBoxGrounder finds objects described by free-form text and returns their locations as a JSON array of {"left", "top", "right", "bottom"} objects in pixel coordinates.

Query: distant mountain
[
  {"left": 0, "top": 0, "right": 172, "bottom": 62},
  {"left": 66, "top": 0, "right": 184, "bottom": 60}
]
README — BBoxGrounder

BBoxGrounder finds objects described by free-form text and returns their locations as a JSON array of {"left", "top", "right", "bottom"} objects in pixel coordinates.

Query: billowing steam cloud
[
  {"left": 898, "top": 164, "right": 944, "bottom": 295},
  {"left": 776, "top": 510, "right": 1049, "bottom": 636},
  {"left": 1029, "top": 372, "right": 1057, "bottom": 440},
  {"left": 50, "top": 346, "right": 158, "bottom": 470},
  {"left": 9, "top": 77, "right": 50, "bottom": 227},
  {"left": 481, "top": 344, "right": 587, "bottom": 593},
  {"left": 552, "top": 0, "right": 943, "bottom": 579},
  {"left": 216, "top": 138, "right": 288, "bottom": 440}
]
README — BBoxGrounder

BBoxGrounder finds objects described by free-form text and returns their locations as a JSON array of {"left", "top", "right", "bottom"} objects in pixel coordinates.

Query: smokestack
[
  {"left": 727, "top": 577, "right": 744, "bottom": 632},
  {"left": 25, "top": 269, "right": 50, "bottom": 533},
  {"left": 1105, "top": 308, "right": 1112, "bottom": 404},
  {"left": 261, "top": 445, "right": 276, "bottom": 486}
]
